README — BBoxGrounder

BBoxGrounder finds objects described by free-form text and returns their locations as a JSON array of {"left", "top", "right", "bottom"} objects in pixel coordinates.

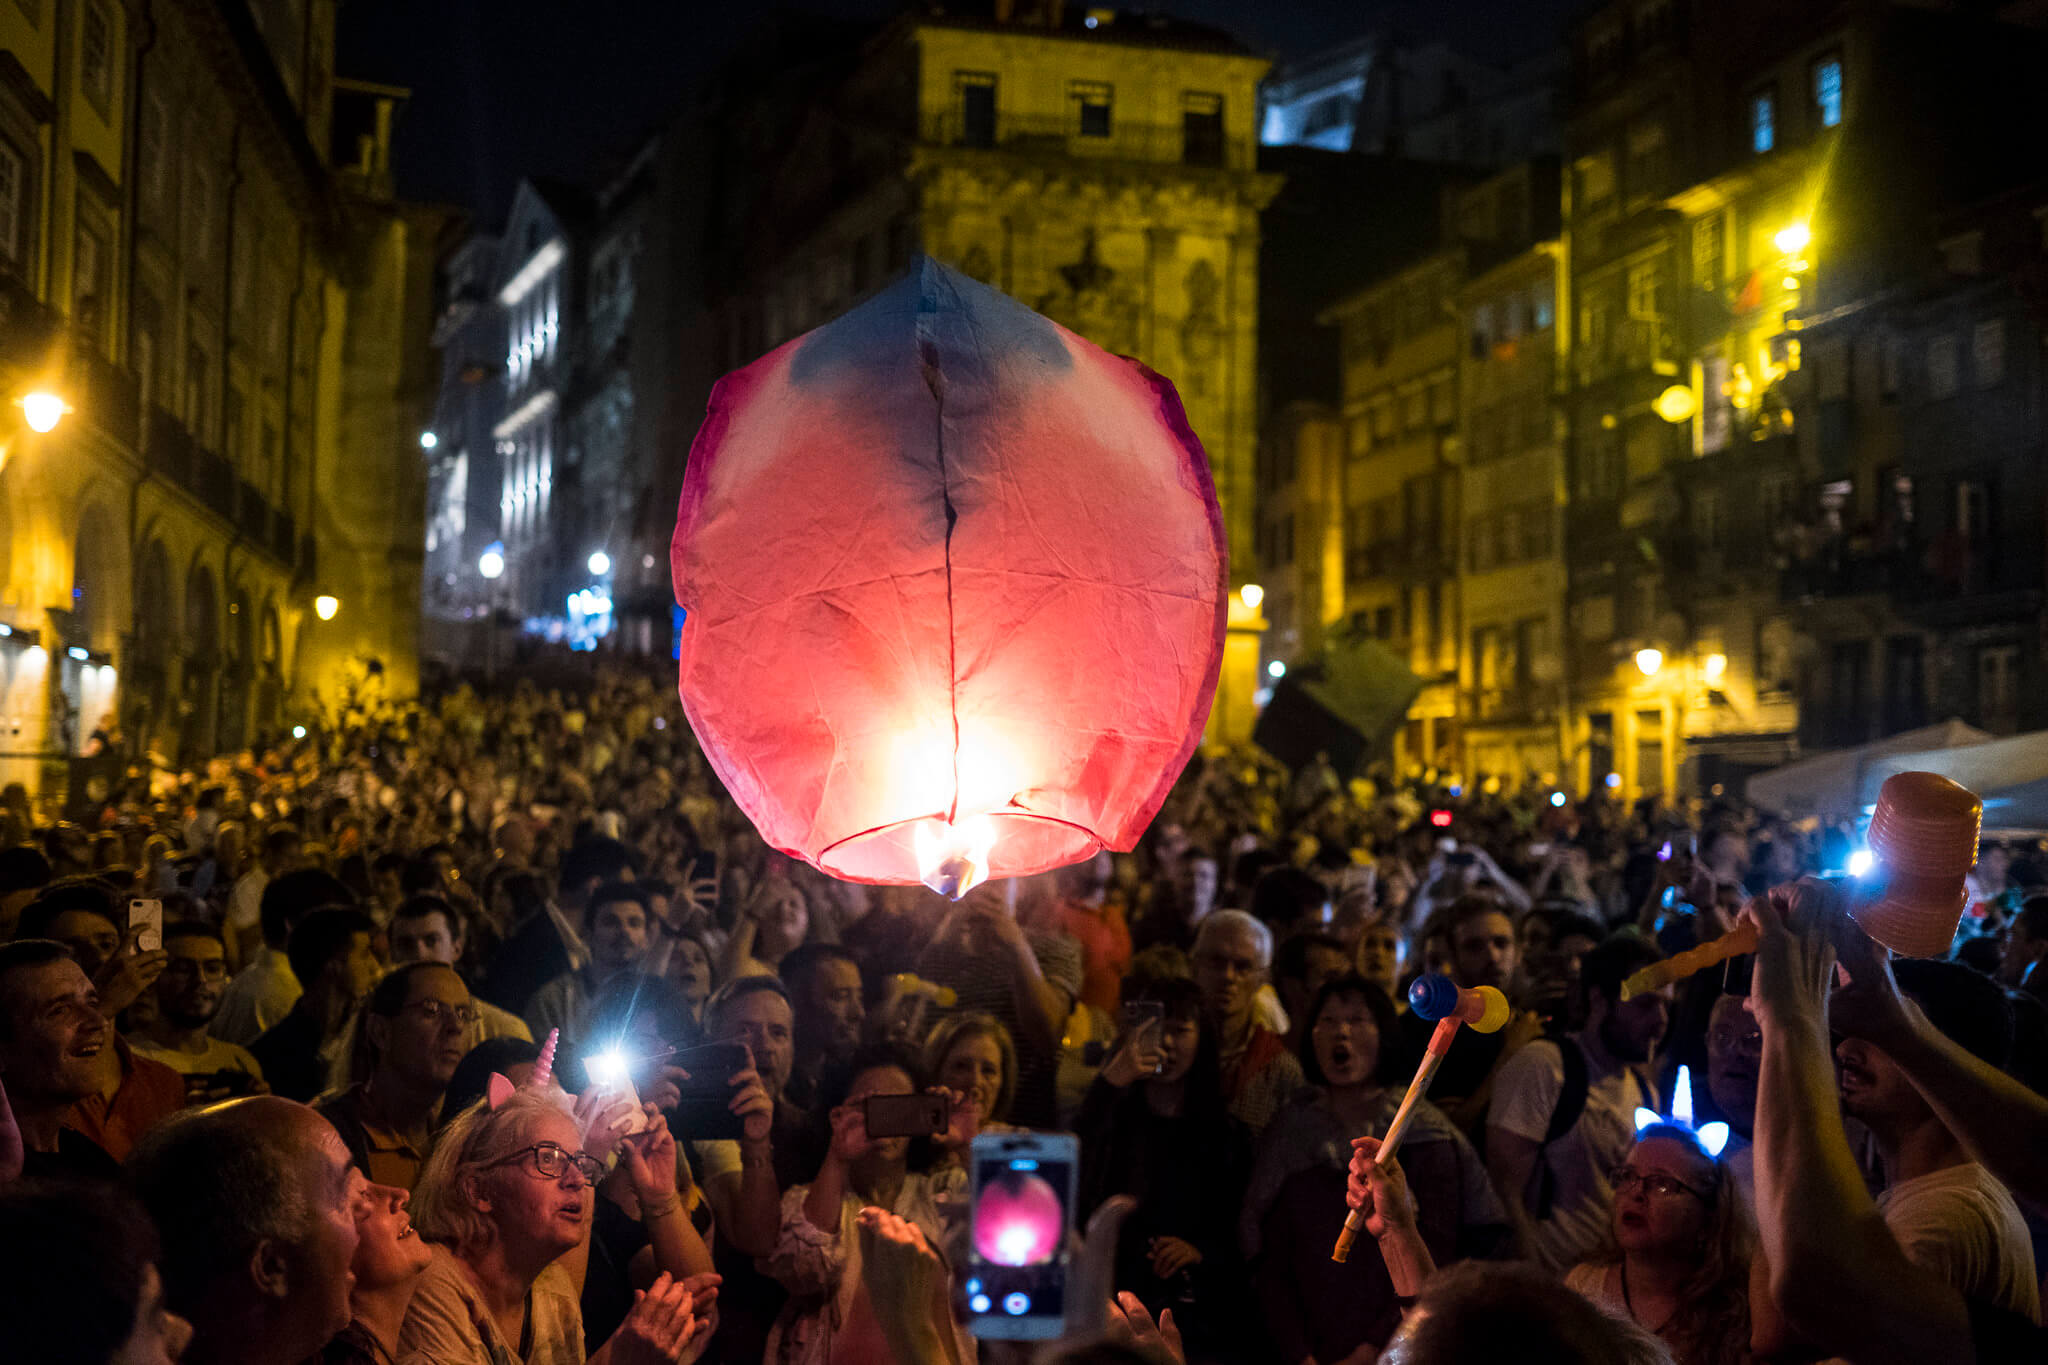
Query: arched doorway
[
  {"left": 129, "top": 539, "right": 174, "bottom": 759},
  {"left": 61, "top": 506, "right": 122, "bottom": 756},
  {"left": 219, "top": 580, "right": 254, "bottom": 753},
  {"left": 255, "top": 603, "right": 283, "bottom": 741},
  {"left": 181, "top": 565, "right": 220, "bottom": 763}
]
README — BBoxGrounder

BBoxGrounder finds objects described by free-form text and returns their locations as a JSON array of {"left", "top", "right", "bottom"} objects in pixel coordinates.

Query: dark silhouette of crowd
[{"left": 2, "top": 663, "right": 2045, "bottom": 1364}]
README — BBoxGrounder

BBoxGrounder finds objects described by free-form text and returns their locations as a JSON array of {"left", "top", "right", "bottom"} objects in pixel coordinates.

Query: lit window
[
  {"left": 1813, "top": 57, "right": 1843, "bottom": 129},
  {"left": 1751, "top": 89, "right": 1776, "bottom": 153}
]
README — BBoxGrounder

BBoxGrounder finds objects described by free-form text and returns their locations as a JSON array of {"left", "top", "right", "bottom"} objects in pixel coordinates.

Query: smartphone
[
  {"left": 1119, "top": 999, "right": 1165, "bottom": 1040},
  {"left": 664, "top": 1041, "right": 751, "bottom": 1141},
  {"left": 689, "top": 849, "right": 719, "bottom": 885},
  {"left": 966, "top": 1132, "right": 1079, "bottom": 1340},
  {"left": 864, "top": 1091, "right": 950, "bottom": 1139},
  {"left": 128, "top": 899, "right": 163, "bottom": 954},
  {"left": 580, "top": 1050, "right": 652, "bottom": 1139}
]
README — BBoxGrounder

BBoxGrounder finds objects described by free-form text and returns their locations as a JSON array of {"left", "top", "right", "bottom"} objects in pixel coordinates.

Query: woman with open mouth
[
  {"left": 1565, "top": 1123, "right": 1753, "bottom": 1365},
  {"left": 322, "top": 1177, "right": 434, "bottom": 1365},
  {"left": 1243, "top": 973, "right": 1512, "bottom": 1365},
  {"left": 402, "top": 1088, "right": 715, "bottom": 1364}
]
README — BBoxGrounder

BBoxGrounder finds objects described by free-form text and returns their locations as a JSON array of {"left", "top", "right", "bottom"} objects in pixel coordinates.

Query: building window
[
  {"left": 1183, "top": 92, "right": 1224, "bottom": 166},
  {"left": 1750, "top": 88, "right": 1776, "bottom": 153},
  {"left": 72, "top": 219, "right": 106, "bottom": 339},
  {"left": 1626, "top": 260, "right": 1662, "bottom": 319},
  {"left": 80, "top": 0, "right": 114, "bottom": 115},
  {"left": 1693, "top": 213, "right": 1724, "bottom": 287},
  {"left": 1531, "top": 278, "right": 1555, "bottom": 329},
  {"left": 0, "top": 139, "right": 21, "bottom": 266},
  {"left": 1070, "top": 82, "right": 1113, "bottom": 138},
  {"left": 956, "top": 72, "right": 996, "bottom": 148},
  {"left": 1979, "top": 645, "right": 2021, "bottom": 731},
  {"left": 1574, "top": 150, "right": 1615, "bottom": 208},
  {"left": 140, "top": 90, "right": 170, "bottom": 210},
  {"left": 224, "top": 386, "right": 244, "bottom": 464},
  {"left": 1927, "top": 333, "right": 1959, "bottom": 399},
  {"left": 1812, "top": 55, "right": 1843, "bottom": 128},
  {"left": 191, "top": 165, "right": 214, "bottom": 261},
  {"left": 1973, "top": 319, "right": 2005, "bottom": 387},
  {"left": 185, "top": 342, "right": 208, "bottom": 435}
]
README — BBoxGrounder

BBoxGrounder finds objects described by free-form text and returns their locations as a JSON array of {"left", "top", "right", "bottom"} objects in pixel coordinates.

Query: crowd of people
[{"left": 2, "top": 662, "right": 2047, "bottom": 1365}]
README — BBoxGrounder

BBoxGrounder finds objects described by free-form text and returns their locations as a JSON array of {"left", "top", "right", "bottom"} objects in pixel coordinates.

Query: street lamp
[
  {"left": 1634, "top": 647, "right": 1664, "bottom": 677},
  {"left": 588, "top": 550, "right": 611, "bottom": 576},
  {"left": 1704, "top": 652, "right": 1728, "bottom": 683},
  {"left": 1239, "top": 583, "right": 1264, "bottom": 611},
  {"left": 314, "top": 595, "right": 340, "bottom": 621},
  {"left": 1652, "top": 385, "right": 1698, "bottom": 424},
  {"left": 478, "top": 546, "right": 505, "bottom": 580},
  {"left": 1773, "top": 221, "right": 1812, "bottom": 255},
  {"left": 477, "top": 542, "right": 506, "bottom": 682},
  {"left": 18, "top": 390, "right": 71, "bottom": 433},
  {"left": 419, "top": 431, "right": 439, "bottom": 450}
]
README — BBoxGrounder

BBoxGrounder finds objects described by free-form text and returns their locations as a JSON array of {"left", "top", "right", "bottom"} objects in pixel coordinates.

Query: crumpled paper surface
[{"left": 672, "top": 257, "right": 1226, "bottom": 884}]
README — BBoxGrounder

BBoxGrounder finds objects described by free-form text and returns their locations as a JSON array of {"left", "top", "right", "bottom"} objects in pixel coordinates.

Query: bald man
[{"left": 127, "top": 1095, "right": 363, "bottom": 1365}]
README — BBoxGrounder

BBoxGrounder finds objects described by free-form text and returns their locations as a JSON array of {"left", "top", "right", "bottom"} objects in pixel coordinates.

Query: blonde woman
[
  {"left": 1566, "top": 1123, "right": 1753, "bottom": 1365},
  {"left": 402, "top": 1089, "right": 712, "bottom": 1365}
]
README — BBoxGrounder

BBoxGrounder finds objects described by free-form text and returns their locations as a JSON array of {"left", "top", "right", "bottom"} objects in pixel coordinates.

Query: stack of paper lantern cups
[{"left": 1855, "top": 770, "right": 1983, "bottom": 958}]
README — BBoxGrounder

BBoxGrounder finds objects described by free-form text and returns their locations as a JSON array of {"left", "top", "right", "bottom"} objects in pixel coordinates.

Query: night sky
[{"left": 337, "top": 0, "right": 1582, "bottom": 227}]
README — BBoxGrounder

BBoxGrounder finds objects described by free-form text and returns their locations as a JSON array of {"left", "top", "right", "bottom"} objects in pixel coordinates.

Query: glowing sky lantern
[{"left": 672, "top": 258, "right": 1226, "bottom": 896}]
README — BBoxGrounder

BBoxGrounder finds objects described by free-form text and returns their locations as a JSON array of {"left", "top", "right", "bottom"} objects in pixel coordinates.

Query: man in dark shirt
[
  {"left": 0, "top": 938, "right": 122, "bottom": 1181},
  {"left": 251, "top": 907, "right": 382, "bottom": 1101}
]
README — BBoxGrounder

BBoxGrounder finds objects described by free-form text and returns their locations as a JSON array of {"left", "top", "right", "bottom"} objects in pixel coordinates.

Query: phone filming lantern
[{"left": 672, "top": 259, "right": 1227, "bottom": 896}]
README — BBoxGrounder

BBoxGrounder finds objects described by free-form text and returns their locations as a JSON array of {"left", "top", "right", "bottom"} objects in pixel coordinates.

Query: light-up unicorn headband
[{"left": 1633, "top": 1064, "right": 1731, "bottom": 1158}]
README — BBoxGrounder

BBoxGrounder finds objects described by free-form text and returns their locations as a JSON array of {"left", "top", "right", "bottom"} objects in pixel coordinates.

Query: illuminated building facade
[
  {"left": 702, "top": 1, "right": 1277, "bottom": 737},
  {"left": 0, "top": 0, "right": 440, "bottom": 797}
]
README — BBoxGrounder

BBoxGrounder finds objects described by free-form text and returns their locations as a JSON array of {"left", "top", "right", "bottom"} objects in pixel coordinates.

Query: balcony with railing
[
  {"left": 1571, "top": 316, "right": 1680, "bottom": 388},
  {"left": 918, "top": 111, "right": 1244, "bottom": 171},
  {"left": 144, "top": 406, "right": 307, "bottom": 572}
]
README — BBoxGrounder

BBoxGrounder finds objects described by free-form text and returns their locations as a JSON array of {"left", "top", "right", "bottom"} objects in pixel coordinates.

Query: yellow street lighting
[
  {"left": 1634, "top": 647, "right": 1664, "bottom": 677},
  {"left": 314, "top": 595, "right": 340, "bottom": 621},
  {"left": 1704, "top": 652, "right": 1728, "bottom": 683},
  {"left": 1652, "top": 385, "right": 1698, "bottom": 424},
  {"left": 1774, "top": 222, "right": 1811, "bottom": 255},
  {"left": 1239, "top": 583, "right": 1265, "bottom": 611},
  {"left": 18, "top": 390, "right": 71, "bottom": 433}
]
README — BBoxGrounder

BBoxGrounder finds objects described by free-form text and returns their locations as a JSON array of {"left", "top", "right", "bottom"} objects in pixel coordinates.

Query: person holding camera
[{"left": 760, "top": 1044, "right": 970, "bottom": 1365}]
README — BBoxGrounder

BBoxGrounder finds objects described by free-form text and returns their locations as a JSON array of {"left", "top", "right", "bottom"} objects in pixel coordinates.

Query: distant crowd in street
[{"left": 2, "top": 659, "right": 2046, "bottom": 1364}]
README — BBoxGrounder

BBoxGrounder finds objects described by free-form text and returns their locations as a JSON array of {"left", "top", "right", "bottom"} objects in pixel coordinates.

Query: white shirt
[
  {"left": 226, "top": 868, "right": 270, "bottom": 934},
  {"left": 1877, "top": 1162, "right": 2040, "bottom": 1324},
  {"left": 1488, "top": 1037, "right": 1652, "bottom": 1274},
  {"left": 210, "top": 946, "right": 301, "bottom": 1047}
]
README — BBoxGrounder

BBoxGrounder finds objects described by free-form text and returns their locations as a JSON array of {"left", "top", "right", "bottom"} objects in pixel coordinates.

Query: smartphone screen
[
  {"left": 863, "top": 1092, "right": 949, "bottom": 1139},
  {"left": 129, "top": 899, "right": 163, "bottom": 954},
  {"left": 967, "top": 1133, "right": 1077, "bottom": 1340}
]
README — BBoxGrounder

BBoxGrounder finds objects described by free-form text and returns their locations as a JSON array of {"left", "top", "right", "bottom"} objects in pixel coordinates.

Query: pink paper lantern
[{"left": 672, "top": 259, "right": 1225, "bottom": 894}]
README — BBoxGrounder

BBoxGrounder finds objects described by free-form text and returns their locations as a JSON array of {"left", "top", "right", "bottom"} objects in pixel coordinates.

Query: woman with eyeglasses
[
  {"left": 1565, "top": 1122, "right": 1753, "bottom": 1365},
  {"left": 404, "top": 1088, "right": 715, "bottom": 1364},
  {"left": 318, "top": 962, "right": 480, "bottom": 1191}
]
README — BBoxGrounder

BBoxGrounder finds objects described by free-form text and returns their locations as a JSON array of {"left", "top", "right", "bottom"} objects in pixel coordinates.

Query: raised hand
[
  {"left": 727, "top": 1067, "right": 774, "bottom": 1145},
  {"left": 93, "top": 925, "right": 168, "bottom": 1018},
  {"left": 1107, "top": 1291, "right": 1186, "bottom": 1365},
  {"left": 1345, "top": 1135, "right": 1418, "bottom": 1241},
  {"left": 600, "top": 1273, "right": 712, "bottom": 1365}
]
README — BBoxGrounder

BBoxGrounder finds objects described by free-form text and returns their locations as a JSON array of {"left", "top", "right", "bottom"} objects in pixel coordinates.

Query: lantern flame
[{"left": 914, "top": 814, "right": 999, "bottom": 900}]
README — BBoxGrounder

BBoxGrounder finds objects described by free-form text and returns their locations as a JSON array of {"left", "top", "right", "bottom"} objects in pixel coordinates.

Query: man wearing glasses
[
  {"left": 132, "top": 920, "right": 270, "bottom": 1104},
  {"left": 316, "top": 961, "right": 479, "bottom": 1190}
]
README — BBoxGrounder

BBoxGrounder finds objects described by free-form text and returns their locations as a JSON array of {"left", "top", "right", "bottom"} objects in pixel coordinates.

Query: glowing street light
[
  {"left": 314, "top": 595, "right": 340, "bottom": 621},
  {"left": 1266, "top": 659, "right": 1287, "bottom": 679},
  {"left": 1704, "top": 652, "right": 1728, "bottom": 683},
  {"left": 1634, "top": 647, "right": 1664, "bottom": 677},
  {"left": 588, "top": 550, "right": 612, "bottom": 576},
  {"left": 1774, "top": 222, "right": 1811, "bottom": 255},
  {"left": 419, "top": 431, "right": 439, "bottom": 450},
  {"left": 478, "top": 545, "right": 505, "bottom": 580},
  {"left": 18, "top": 390, "right": 71, "bottom": 433},
  {"left": 1239, "top": 583, "right": 1265, "bottom": 611},
  {"left": 1652, "top": 385, "right": 1698, "bottom": 424}
]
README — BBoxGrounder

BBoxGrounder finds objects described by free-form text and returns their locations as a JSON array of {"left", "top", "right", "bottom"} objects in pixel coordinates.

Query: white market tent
[
  {"left": 1745, "top": 719, "right": 1991, "bottom": 819},
  {"left": 1859, "top": 728, "right": 2048, "bottom": 832}
]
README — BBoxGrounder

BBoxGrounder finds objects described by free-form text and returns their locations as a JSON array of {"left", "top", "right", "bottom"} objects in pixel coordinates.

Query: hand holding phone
[
  {"left": 1102, "top": 1002, "right": 1164, "bottom": 1087},
  {"left": 863, "top": 1091, "right": 950, "bottom": 1140},
  {"left": 128, "top": 899, "right": 163, "bottom": 954},
  {"left": 966, "top": 1133, "right": 1078, "bottom": 1340}
]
